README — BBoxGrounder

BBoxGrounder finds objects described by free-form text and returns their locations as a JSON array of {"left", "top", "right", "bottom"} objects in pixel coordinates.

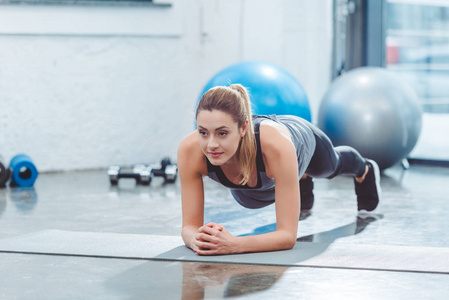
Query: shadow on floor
[
  {"left": 239, "top": 214, "right": 383, "bottom": 242},
  {"left": 297, "top": 214, "right": 384, "bottom": 243}
]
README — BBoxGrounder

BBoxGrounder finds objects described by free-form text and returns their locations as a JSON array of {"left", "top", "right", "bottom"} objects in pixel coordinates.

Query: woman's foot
[{"left": 354, "top": 159, "right": 381, "bottom": 213}]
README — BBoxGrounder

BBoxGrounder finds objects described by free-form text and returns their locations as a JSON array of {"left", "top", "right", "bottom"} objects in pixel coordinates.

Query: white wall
[{"left": 0, "top": 0, "right": 333, "bottom": 172}]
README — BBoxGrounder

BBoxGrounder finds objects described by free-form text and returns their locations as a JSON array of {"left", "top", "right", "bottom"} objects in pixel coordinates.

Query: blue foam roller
[{"left": 9, "top": 154, "right": 39, "bottom": 188}]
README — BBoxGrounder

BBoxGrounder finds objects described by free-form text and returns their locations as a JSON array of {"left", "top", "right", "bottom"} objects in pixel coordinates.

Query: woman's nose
[{"left": 208, "top": 137, "right": 219, "bottom": 149}]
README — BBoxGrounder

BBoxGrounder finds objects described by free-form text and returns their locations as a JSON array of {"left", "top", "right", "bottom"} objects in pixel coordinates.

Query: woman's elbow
[
  {"left": 181, "top": 226, "right": 194, "bottom": 246},
  {"left": 275, "top": 229, "right": 297, "bottom": 250},
  {"left": 279, "top": 233, "right": 297, "bottom": 250},
  {"left": 284, "top": 238, "right": 297, "bottom": 250}
]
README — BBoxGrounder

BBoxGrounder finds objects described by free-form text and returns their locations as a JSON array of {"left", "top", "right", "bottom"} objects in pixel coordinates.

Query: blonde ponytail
[{"left": 229, "top": 84, "right": 257, "bottom": 185}]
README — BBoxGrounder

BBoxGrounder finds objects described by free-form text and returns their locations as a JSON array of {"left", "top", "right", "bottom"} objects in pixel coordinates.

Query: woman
[{"left": 177, "top": 84, "right": 381, "bottom": 256}]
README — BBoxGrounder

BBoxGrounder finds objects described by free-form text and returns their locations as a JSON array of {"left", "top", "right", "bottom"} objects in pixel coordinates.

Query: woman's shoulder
[
  {"left": 259, "top": 120, "right": 292, "bottom": 147},
  {"left": 258, "top": 120, "right": 297, "bottom": 178},
  {"left": 179, "top": 131, "right": 199, "bottom": 151},
  {"left": 178, "top": 131, "right": 208, "bottom": 176}
]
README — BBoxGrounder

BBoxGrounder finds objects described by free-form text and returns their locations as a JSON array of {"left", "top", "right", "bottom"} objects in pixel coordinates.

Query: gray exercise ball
[{"left": 318, "top": 67, "right": 423, "bottom": 170}]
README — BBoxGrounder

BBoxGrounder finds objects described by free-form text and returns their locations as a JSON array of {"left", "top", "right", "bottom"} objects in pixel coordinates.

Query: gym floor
[{"left": 1, "top": 163, "right": 448, "bottom": 299}]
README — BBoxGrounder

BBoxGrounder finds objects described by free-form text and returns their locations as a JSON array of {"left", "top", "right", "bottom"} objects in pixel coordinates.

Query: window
[
  {"left": 386, "top": 0, "right": 449, "bottom": 113},
  {"left": 385, "top": 0, "right": 449, "bottom": 161},
  {"left": 334, "top": 0, "right": 449, "bottom": 161}
]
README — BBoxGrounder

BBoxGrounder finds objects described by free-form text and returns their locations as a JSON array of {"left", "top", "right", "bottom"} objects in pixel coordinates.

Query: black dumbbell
[
  {"left": 108, "top": 164, "right": 153, "bottom": 186},
  {"left": 0, "top": 155, "right": 11, "bottom": 188},
  {"left": 151, "top": 157, "right": 178, "bottom": 183}
]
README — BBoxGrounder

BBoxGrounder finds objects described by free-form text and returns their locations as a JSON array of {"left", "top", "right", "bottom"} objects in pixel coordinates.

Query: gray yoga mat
[{"left": 1, "top": 230, "right": 448, "bottom": 274}]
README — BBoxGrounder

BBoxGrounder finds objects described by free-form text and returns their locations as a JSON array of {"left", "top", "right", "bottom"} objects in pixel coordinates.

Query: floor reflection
[
  {"left": 106, "top": 261, "right": 288, "bottom": 300},
  {"left": 0, "top": 191, "right": 6, "bottom": 218},
  {"left": 182, "top": 263, "right": 287, "bottom": 299},
  {"left": 0, "top": 187, "right": 39, "bottom": 215},
  {"left": 107, "top": 183, "right": 179, "bottom": 199}
]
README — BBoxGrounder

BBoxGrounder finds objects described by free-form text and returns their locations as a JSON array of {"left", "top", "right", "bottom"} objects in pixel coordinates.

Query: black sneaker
[
  {"left": 354, "top": 159, "right": 381, "bottom": 213},
  {"left": 300, "top": 175, "right": 314, "bottom": 211}
]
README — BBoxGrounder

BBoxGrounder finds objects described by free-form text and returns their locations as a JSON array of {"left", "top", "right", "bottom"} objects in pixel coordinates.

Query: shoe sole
[{"left": 358, "top": 159, "right": 382, "bottom": 215}]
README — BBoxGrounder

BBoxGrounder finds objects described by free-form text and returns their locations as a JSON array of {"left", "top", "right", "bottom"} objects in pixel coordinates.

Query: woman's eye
[
  {"left": 199, "top": 131, "right": 207, "bottom": 136},
  {"left": 219, "top": 132, "right": 228, "bottom": 136}
]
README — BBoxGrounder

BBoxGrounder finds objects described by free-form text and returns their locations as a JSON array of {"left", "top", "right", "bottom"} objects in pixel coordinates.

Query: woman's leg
[
  {"left": 300, "top": 123, "right": 381, "bottom": 212},
  {"left": 305, "top": 124, "right": 366, "bottom": 179},
  {"left": 299, "top": 173, "right": 314, "bottom": 211}
]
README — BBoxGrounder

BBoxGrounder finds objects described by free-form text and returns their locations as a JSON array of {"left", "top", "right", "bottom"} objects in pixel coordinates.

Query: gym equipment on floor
[
  {"left": 9, "top": 154, "right": 39, "bottom": 188},
  {"left": 108, "top": 157, "right": 177, "bottom": 186},
  {"left": 0, "top": 155, "right": 11, "bottom": 188}
]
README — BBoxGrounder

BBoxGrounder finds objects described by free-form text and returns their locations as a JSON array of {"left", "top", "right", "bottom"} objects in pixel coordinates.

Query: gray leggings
[{"left": 305, "top": 124, "right": 367, "bottom": 179}]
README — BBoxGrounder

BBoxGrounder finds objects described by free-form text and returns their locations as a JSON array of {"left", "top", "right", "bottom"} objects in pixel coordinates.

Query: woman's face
[{"left": 196, "top": 110, "right": 247, "bottom": 166}]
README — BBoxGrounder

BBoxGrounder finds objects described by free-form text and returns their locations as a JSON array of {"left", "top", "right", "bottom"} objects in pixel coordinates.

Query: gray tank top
[{"left": 206, "top": 115, "right": 316, "bottom": 209}]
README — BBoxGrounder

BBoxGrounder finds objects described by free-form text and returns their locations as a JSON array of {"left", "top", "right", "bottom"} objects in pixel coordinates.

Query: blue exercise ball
[
  {"left": 318, "top": 67, "right": 423, "bottom": 170},
  {"left": 198, "top": 61, "right": 311, "bottom": 121}
]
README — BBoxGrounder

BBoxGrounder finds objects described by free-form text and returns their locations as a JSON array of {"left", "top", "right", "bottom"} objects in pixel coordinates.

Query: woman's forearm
[
  {"left": 233, "top": 230, "right": 296, "bottom": 254},
  {"left": 184, "top": 223, "right": 296, "bottom": 255},
  {"left": 181, "top": 225, "right": 199, "bottom": 249}
]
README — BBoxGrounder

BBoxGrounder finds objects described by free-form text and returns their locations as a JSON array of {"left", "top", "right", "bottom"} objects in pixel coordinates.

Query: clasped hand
[{"left": 192, "top": 222, "right": 237, "bottom": 255}]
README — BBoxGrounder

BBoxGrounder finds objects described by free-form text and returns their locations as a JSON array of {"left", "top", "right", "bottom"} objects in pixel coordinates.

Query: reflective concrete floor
[{"left": 1, "top": 164, "right": 449, "bottom": 299}]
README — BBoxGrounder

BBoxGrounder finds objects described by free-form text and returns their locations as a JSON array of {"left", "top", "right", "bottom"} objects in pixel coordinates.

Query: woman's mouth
[{"left": 209, "top": 152, "right": 223, "bottom": 159}]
